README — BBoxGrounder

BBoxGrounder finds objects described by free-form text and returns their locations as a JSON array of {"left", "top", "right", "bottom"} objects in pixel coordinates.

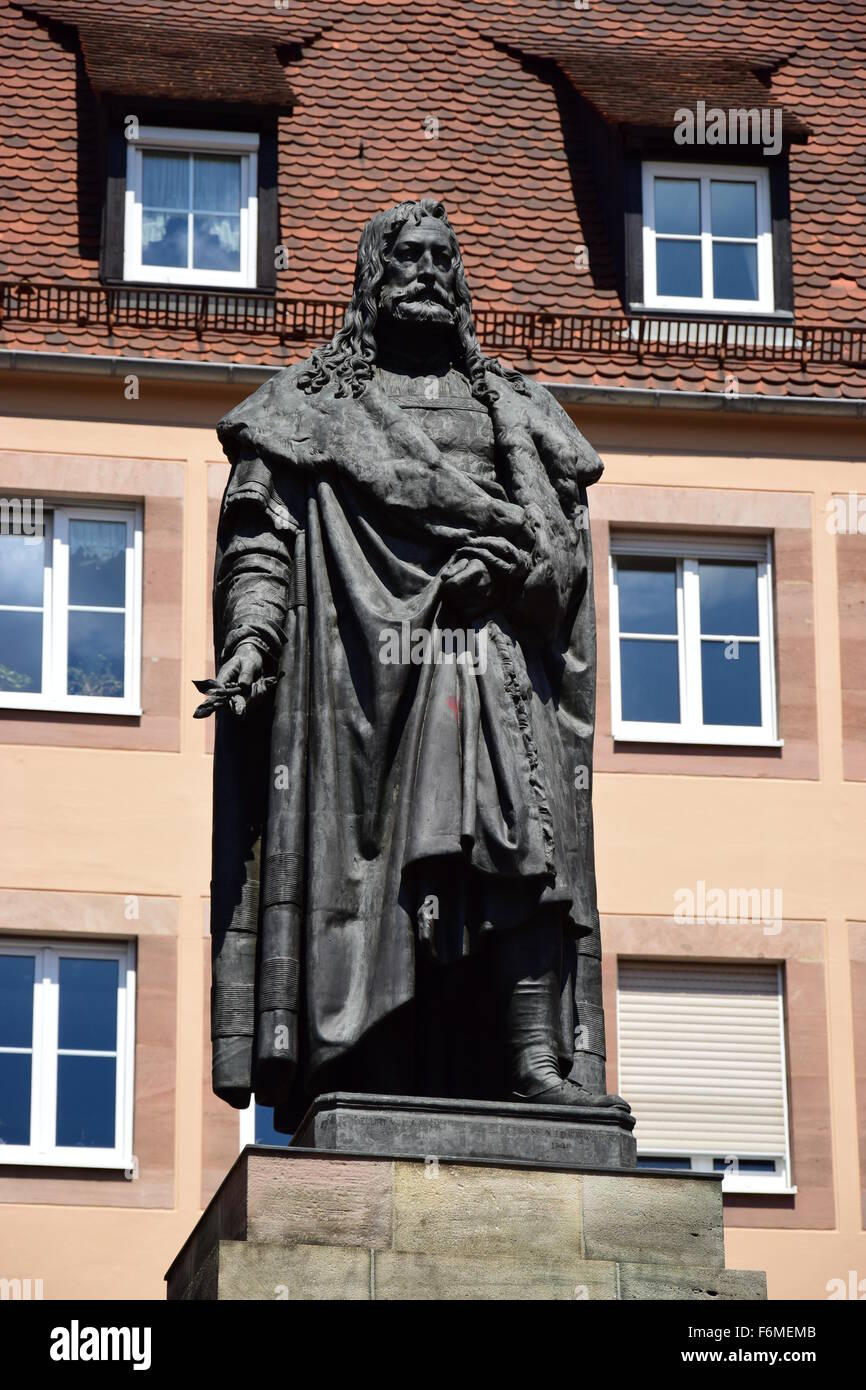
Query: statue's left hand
[
  {"left": 440, "top": 537, "right": 530, "bottom": 618},
  {"left": 440, "top": 555, "right": 495, "bottom": 617}
]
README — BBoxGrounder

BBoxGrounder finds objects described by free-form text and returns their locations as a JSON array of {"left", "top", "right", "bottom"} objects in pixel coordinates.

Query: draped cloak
[{"left": 208, "top": 359, "right": 605, "bottom": 1125}]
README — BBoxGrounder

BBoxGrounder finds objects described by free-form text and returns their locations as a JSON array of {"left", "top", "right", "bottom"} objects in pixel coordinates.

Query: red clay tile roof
[
  {"left": 77, "top": 22, "right": 296, "bottom": 109},
  {"left": 504, "top": 42, "right": 809, "bottom": 139},
  {"left": 1, "top": 0, "right": 865, "bottom": 398}
]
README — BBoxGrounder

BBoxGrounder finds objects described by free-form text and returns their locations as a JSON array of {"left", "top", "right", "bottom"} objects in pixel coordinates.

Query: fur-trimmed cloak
[{"left": 208, "top": 360, "right": 604, "bottom": 1125}]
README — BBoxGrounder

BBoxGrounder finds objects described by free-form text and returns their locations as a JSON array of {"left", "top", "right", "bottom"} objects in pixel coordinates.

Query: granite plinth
[{"left": 291, "top": 1091, "right": 637, "bottom": 1168}]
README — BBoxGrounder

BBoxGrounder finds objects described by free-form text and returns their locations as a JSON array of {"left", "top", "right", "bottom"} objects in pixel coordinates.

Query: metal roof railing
[{"left": 1, "top": 281, "right": 864, "bottom": 366}]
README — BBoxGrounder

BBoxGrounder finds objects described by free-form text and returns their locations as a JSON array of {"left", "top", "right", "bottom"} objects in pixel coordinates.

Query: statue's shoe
[{"left": 510, "top": 1079, "right": 631, "bottom": 1110}]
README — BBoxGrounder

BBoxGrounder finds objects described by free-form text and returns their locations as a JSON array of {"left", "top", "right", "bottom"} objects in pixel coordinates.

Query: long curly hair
[{"left": 295, "top": 199, "right": 527, "bottom": 405}]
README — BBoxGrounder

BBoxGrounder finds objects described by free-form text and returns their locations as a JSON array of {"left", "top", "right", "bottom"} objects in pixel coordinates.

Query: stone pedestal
[
  {"left": 292, "top": 1091, "right": 638, "bottom": 1168},
  {"left": 167, "top": 1123, "right": 766, "bottom": 1301}
]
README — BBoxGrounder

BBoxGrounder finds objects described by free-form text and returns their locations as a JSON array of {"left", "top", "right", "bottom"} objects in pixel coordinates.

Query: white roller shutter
[{"left": 617, "top": 960, "right": 789, "bottom": 1158}]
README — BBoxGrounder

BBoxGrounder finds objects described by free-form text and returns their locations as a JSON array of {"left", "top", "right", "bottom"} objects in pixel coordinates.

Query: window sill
[
  {"left": 0, "top": 700, "right": 142, "bottom": 717},
  {"left": 613, "top": 727, "right": 783, "bottom": 749},
  {"left": 0, "top": 1152, "right": 134, "bottom": 1171},
  {"left": 628, "top": 304, "right": 793, "bottom": 324},
  {"left": 722, "top": 1183, "right": 797, "bottom": 1197},
  {"left": 103, "top": 277, "right": 274, "bottom": 297}
]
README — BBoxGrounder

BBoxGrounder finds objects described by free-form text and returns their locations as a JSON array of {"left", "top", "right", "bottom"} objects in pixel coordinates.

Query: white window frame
[
  {"left": 642, "top": 161, "right": 774, "bottom": 313},
  {"left": 0, "top": 501, "right": 142, "bottom": 715},
  {"left": 124, "top": 126, "right": 259, "bottom": 288},
  {"left": 609, "top": 532, "right": 781, "bottom": 747},
  {"left": 239, "top": 1099, "right": 291, "bottom": 1150},
  {"left": 0, "top": 939, "right": 136, "bottom": 1171},
  {"left": 619, "top": 963, "right": 794, "bottom": 1196},
  {"left": 239, "top": 1101, "right": 256, "bottom": 1149}
]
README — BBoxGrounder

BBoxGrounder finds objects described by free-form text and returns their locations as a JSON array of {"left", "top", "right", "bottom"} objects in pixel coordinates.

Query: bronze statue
[{"left": 198, "top": 199, "right": 624, "bottom": 1130}]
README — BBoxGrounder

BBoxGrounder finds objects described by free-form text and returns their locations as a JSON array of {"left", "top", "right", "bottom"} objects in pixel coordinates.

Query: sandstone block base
[{"left": 166, "top": 1147, "right": 767, "bottom": 1301}]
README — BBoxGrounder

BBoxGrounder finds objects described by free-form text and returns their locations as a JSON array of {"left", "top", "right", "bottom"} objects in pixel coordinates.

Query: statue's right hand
[{"left": 216, "top": 642, "right": 265, "bottom": 717}]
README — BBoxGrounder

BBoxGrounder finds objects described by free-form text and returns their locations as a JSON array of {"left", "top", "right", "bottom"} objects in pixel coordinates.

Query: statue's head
[
  {"left": 297, "top": 199, "right": 526, "bottom": 403},
  {"left": 366, "top": 199, "right": 463, "bottom": 332}
]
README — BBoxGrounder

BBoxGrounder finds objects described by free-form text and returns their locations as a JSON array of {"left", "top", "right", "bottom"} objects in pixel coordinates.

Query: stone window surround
[
  {"left": 0, "top": 450, "right": 184, "bottom": 752},
  {"left": 836, "top": 523, "right": 866, "bottom": 782},
  {"left": 602, "top": 916, "right": 833, "bottom": 1231},
  {"left": 0, "top": 888, "right": 178, "bottom": 1209},
  {"left": 592, "top": 483, "right": 818, "bottom": 779}
]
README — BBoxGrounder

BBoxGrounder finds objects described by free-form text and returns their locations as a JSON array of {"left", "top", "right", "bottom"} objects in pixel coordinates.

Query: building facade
[{"left": 0, "top": 0, "right": 864, "bottom": 1300}]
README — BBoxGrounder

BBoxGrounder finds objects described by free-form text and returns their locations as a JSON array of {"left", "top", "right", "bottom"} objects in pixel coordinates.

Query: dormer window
[
  {"left": 123, "top": 127, "right": 260, "bottom": 288},
  {"left": 641, "top": 162, "right": 774, "bottom": 313}
]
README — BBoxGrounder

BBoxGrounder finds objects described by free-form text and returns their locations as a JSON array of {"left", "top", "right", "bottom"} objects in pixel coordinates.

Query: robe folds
[{"left": 208, "top": 359, "right": 605, "bottom": 1122}]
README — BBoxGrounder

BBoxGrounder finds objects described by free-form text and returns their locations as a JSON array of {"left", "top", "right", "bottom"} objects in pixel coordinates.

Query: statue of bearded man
[{"left": 200, "top": 198, "right": 625, "bottom": 1131}]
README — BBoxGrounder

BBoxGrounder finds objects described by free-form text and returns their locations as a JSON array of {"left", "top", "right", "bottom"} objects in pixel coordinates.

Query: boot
[{"left": 498, "top": 916, "right": 629, "bottom": 1109}]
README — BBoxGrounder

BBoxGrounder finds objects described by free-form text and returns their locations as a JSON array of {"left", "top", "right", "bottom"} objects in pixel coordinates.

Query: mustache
[{"left": 381, "top": 280, "right": 455, "bottom": 309}]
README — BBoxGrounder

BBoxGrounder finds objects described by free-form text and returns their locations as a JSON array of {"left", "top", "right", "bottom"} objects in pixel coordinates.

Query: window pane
[
  {"left": 67, "top": 612, "right": 125, "bottom": 698},
  {"left": 654, "top": 178, "right": 700, "bottom": 235},
  {"left": 713, "top": 242, "right": 758, "bottom": 300},
  {"left": 142, "top": 212, "right": 189, "bottom": 268},
  {"left": 0, "top": 531, "right": 45, "bottom": 606},
  {"left": 56, "top": 1055, "right": 116, "bottom": 1148},
  {"left": 701, "top": 639, "right": 761, "bottom": 726},
  {"left": 0, "top": 610, "right": 43, "bottom": 693},
  {"left": 142, "top": 151, "right": 189, "bottom": 210},
  {"left": 711, "top": 181, "right": 757, "bottom": 239},
  {"left": 193, "top": 154, "right": 241, "bottom": 213},
  {"left": 617, "top": 557, "right": 677, "bottom": 634},
  {"left": 620, "top": 638, "right": 680, "bottom": 723},
  {"left": 636, "top": 1156, "right": 692, "bottom": 1171},
  {"left": 0, "top": 1053, "right": 31, "bottom": 1145},
  {"left": 713, "top": 1157, "right": 776, "bottom": 1173},
  {"left": 254, "top": 1104, "right": 291, "bottom": 1146},
  {"left": 699, "top": 561, "right": 759, "bottom": 636},
  {"left": 69, "top": 520, "right": 126, "bottom": 608},
  {"left": 0, "top": 955, "right": 35, "bottom": 1047},
  {"left": 656, "top": 239, "right": 702, "bottom": 297},
  {"left": 58, "top": 957, "right": 118, "bottom": 1051},
  {"left": 193, "top": 214, "right": 241, "bottom": 272}
]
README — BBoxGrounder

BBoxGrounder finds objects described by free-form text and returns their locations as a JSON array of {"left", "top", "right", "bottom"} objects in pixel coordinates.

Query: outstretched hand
[{"left": 193, "top": 642, "right": 268, "bottom": 718}]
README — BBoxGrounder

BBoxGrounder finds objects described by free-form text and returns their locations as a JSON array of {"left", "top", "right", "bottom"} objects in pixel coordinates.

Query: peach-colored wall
[{"left": 0, "top": 368, "right": 864, "bottom": 1301}]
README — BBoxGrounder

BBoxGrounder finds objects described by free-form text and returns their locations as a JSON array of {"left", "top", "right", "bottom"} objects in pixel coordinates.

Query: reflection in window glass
[
  {"left": 655, "top": 178, "right": 701, "bottom": 235},
  {"left": 618, "top": 557, "right": 678, "bottom": 634},
  {"left": 58, "top": 958, "right": 118, "bottom": 1051},
  {"left": 56, "top": 957, "right": 119, "bottom": 1149},
  {"left": 711, "top": 181, "right": 757, "bottom": 238},
  {"left": 620, "top": 638, "right": 681, "bottom": 723},
  {"left": 0, "top": 531, "right": 45, "bottom": 694},
  {"left": 0, "top": 610, "right": 42, "bottom": 693},
  {"left": 69, "top": 521, "right": 126, "bottom": 607},
  {"left": 67, "top": 611, "right": 125, "bottom": 698},
  {"left": 56, "top": 1055, "right": 116, "bottom": 1148},
  {"left": 0, "top": 955, "right": 35, "bottom": 1047},
  {"left": 656, "top": 239, "right": 702, "bottom": 298},
  {"left": 141, "top": 149, "right": 242, "bottom": 272},
  {"left": 0, "top": 1053, "right": 32, "bottom": 1145},
  {"left": 699, "top": 562, "right": 759, "bottom": 636},
  {"left": 0, "top": 531, "right": 45, "bottom": 607},
  {"left": 713, "top": 242, "right": 758, "bottom": 301},
  {"left": 701, "top": 640, "right": 761, "bottom": 726},
  {"left": 0, "top": 954, "right": 35, "bottom": 1147}
]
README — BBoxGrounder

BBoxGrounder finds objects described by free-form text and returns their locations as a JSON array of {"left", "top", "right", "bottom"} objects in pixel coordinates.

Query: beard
[{"left": 378, "top": 280, "right": 456, "bottom": 327}]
